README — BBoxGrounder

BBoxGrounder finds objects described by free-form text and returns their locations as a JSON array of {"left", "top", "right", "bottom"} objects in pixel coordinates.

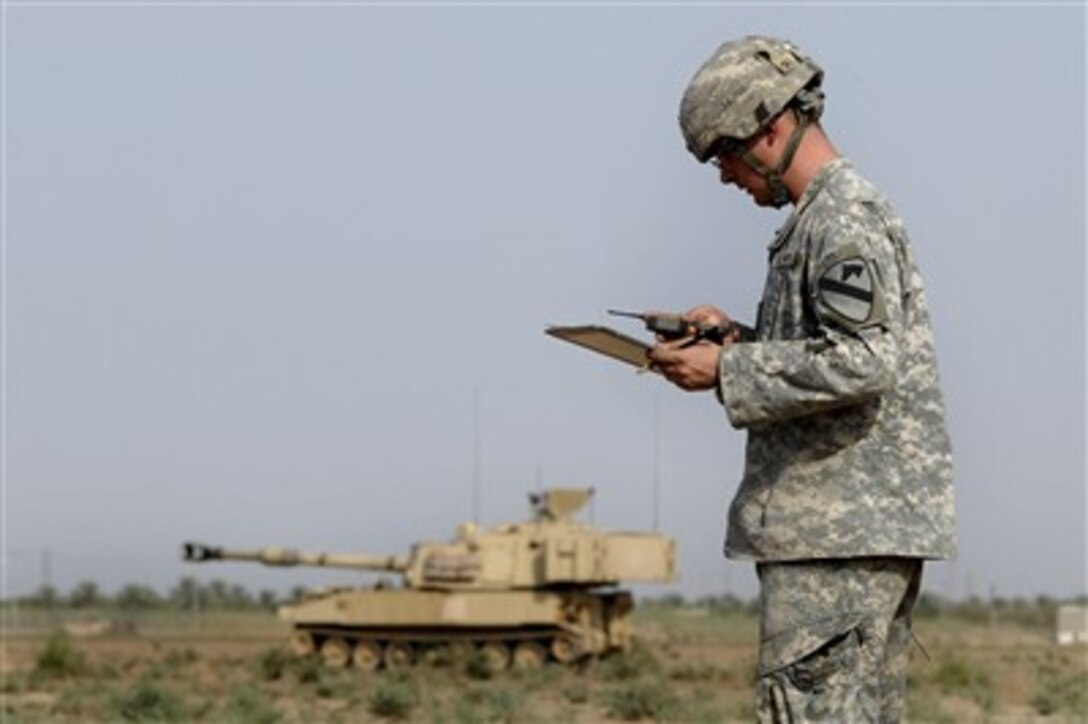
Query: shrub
[
  {"left": 34, "top": 631, "right": 89, "bottom": 678},
  {"left": 930, "top": 656, "right": 983, "bottom": 690},
  {"left": 600, "top": 641, "right": 662, "bottom": 682},
  {"left": 163, "top": 648, "right": 198, "bottom": 668},
  {"left": 145, "top": 647, "right": 199, "bottom": 681},
  {"left": 293, "top": 656, "right": 322, "bottom": 685},
  {"left": 222, "top": 686, "right": 281, "bottom": 724},
  {"left": 465, "top": 650, "right": 496, "bottom": 681},
  {"left": 258, "top": 648, "right": 290, "bottom": 681},
  {"left": 602, "top": 681, "right": 682, "bottom": 721},
  {"left": 53, "top": 682, "right": 110, "bottom": 719},
  {"left": 1031, "top": 665, "right": 1088, "bottom": 716},
  {"left": 111, "top": 678, "right": 187, "bottom": 722},
  {"left": 367, "top": 678, "right": 419, "bottom": 720},
  {"left": 928, "top": 655, "right": 995, "bottom": 712}
]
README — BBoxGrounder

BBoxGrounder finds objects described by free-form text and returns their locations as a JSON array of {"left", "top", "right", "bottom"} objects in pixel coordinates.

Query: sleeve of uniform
[{"left": 719, "top": 205, "right": 905, "bottom": 429}]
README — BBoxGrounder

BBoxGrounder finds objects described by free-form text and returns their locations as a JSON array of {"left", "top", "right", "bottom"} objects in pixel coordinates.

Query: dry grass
[{"left": 2, "top": 606, "right": 1085, "bottom": 722}]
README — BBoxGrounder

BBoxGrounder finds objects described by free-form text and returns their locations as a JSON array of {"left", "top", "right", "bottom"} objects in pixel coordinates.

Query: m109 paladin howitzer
[{"left": 182, "top": 487, "right": 676, "bottom": 671}]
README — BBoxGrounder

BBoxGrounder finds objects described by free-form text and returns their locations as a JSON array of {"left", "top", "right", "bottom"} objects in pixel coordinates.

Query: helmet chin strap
[{"left": 737, "top": 110, "right": 810, "bottom": 208}]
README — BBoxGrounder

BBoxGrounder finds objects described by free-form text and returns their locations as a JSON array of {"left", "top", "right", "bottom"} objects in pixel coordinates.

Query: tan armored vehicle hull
[
  {"left": 283, "top": 588, "right": 633, "bottom": 670},
  {"left": 183, "top": 487, "right": 674, "bottom": 671}
]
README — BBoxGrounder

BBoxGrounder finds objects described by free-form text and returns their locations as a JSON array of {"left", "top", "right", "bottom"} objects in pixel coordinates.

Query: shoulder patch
[
  {"left": 818, "top": 257, "right": 873, "bottom": 323},
  {"left": 814, "top": 255, "right": 886, "bottom": 330}
]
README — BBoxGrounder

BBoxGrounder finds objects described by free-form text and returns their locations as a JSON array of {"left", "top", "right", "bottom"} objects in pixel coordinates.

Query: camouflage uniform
[
  {"left": 679, "top": 36, "right": 956, "bottom": 723},
  {"left": 718, "top": 156, "right": 955, "bottom": 563},
  {"left": 716, "top": 156, "right": 954, "bottom": 722}
]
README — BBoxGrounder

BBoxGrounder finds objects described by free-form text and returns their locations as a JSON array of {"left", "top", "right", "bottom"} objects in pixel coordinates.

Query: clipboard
[{"left": 545, "top": 325, "right": 657, "bottom": 373}]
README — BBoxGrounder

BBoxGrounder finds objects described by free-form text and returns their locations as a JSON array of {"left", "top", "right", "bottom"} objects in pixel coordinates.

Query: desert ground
[{"left": 3, "top": 603, "right": 1086, "bottom": 722}]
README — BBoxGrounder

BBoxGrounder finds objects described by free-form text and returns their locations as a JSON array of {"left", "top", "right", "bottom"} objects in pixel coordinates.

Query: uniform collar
[{"left": 767, "top": 156, "right": 852, "bottom": 252}]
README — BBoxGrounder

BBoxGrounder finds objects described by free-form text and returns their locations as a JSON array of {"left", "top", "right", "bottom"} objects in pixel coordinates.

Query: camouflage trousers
[{"left": 754, "top": 557, "right": 923, "bottom": 723}]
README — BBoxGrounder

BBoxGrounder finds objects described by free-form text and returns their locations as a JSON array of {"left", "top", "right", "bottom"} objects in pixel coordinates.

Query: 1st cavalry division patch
[{"left": 816, "top": 256, "right": 879, "bottom": 327}]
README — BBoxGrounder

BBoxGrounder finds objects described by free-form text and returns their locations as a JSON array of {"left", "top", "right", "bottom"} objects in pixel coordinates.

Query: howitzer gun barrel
[{"left": 181, "top": 542, "right": 408, "bottom": 572}]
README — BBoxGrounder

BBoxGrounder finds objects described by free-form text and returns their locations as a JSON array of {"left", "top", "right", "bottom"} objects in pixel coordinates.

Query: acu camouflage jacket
[{"left": 718, "top": 157, "right": 956, "bottom": 562}]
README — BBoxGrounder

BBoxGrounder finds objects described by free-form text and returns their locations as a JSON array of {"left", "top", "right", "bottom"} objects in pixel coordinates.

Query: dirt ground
[{"left": 2, "top": 607, "right": 1086, "bottom": 722}]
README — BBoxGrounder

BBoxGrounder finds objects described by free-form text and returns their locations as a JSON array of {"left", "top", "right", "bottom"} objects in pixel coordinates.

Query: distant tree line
[
  {"left": 911, "top": 592, "right": 1087, "bottom": 628},
  {"left": 4, "top": 577, "right": 309, "bottom": 612},
  {"left": 643, "top": 591, "right": 1087, "bottom": 628},
  {"left": 9, "top": 580, "right": 1085, "bottom": 624}
]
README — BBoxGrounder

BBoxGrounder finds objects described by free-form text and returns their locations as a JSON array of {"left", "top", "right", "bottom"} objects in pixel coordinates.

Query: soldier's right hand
[
  {"left": 684, "top": 305, "right": 742, "bottom": 344},
  {"left": 684, "top": 304, "right": 729, "bottom": 327}
]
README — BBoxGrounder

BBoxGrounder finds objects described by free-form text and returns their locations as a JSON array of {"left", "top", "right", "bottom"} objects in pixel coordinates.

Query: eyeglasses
[{"left": 708, "top": 138, "right": 745, "bottom": 169}]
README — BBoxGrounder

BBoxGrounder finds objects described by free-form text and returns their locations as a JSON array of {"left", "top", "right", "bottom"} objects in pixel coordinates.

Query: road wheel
[
  {"left": 383, "top": 641, "right": 414, "bottom": 670},
  {"left": 290, "top": 630, "right": 316, "bottom": 657},
  {"left": 320, "top": 637, "right": 352, "bottom": 668},
  {"left": 352, "top": 640, "right": 381, "bottom": 671},
  {"left": 512, "top": 641, "right": 546, "bottom": 670},
  {"left": 479, "top": 642, "right": 511, "bottom": 673},
  {"left": 447, "top": 641, "right": 475, "bottom": 663},
  {"left": 550, "top": 636, "right": 579, "bottom": 665}
]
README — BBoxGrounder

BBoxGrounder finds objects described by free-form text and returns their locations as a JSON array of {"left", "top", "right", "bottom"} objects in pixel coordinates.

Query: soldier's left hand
[{"left": 647, "top": 339, "right": 724, "bottom": 391}]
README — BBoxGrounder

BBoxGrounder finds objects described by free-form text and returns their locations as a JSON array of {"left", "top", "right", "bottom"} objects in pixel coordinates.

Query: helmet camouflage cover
[{"left": 680, "top": 36, "right": 824, "bottom": 163}]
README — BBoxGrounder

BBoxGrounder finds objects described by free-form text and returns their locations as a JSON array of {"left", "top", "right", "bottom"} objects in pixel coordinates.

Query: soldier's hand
[
  {"left": 683, "top": 304, "right": 728, "bottom": 326},
  {"left": 647, "top": 338, "right": 724, "bottom": 392},
  {"left": 684, "top": 304, "right": 742, "bottom": 344}
]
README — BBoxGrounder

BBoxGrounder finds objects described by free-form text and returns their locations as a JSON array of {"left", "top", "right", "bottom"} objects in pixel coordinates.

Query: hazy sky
[{"left": 3, "top": 2, "right": 1085, "bottom": 604}]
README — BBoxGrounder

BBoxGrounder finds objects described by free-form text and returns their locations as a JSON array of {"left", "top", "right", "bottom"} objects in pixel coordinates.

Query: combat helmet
[{"left": 679, "top": 36, "right": 824, "bottom": 206}]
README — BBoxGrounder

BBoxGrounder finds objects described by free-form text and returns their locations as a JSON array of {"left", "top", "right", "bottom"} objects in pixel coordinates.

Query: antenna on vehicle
[
  {"left": 653, "top": 392, "right": 662, "bottom": 531},
  {"left": 472, "top": 386, "right": 482, "bottom": 524}
]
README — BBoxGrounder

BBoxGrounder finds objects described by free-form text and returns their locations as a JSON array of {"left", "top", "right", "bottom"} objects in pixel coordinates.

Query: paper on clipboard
[{"left": 545, "top": 325, "right": 656, "bottom": 373}]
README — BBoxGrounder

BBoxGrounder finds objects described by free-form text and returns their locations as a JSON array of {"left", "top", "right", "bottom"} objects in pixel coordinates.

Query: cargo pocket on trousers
[
  {"left": 784, "top": 629, "right": 861, "bottom": 693},
  {"left": 758, "top": 614, "right": 865, "bottom": 684},
  {"left": 756, "top": 628, "right": 867, "bottom": 724}
]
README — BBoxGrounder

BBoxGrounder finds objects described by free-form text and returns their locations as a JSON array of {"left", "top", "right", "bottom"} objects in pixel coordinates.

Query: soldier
[{"left": 648, "top": 36, "right": 956, "bottom": 722}]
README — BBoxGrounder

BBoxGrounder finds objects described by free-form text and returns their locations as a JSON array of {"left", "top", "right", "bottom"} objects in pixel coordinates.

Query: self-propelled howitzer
[{"left": 181, "top": 488, "right": 676, "bottom": 671}]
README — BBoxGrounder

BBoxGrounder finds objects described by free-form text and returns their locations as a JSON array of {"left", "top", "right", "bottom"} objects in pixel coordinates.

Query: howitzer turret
[{"left": 181, "top": 487, "right": 676, "bottom": 671}]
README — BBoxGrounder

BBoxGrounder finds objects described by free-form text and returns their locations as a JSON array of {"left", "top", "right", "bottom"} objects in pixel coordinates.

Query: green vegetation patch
[
  {"left": 474, "top": 684, "right": 525, "bottom": 723},
  {"left": 257, "top": 647, "right": 291, "bottom": 681},
  {"left": 221, "top": 685, "right": 282, "bottom": 724},
  {"left": 667, "top": 661, "right": 732, "bottom": 684},
  {"left": 602, "top": 680, "right": 684, "bottom": 721},
  {"left": 925, "top": 654, "right": 996, "bottom": 712},
  {"left": 144, "top": 647, "right": 200, "bottom": 681},
  {"left": 905, "top": 686, "right": 955, "bottom": 724},
  {"left": 1031, "top": 664, "right": 1088, "bottom": 716},
  {"left": 34, "top": 632, "right": 89, "bottom": 679},
  {"left": 52, "top": 681, "right": 113, "bottom": 720},
  {"left": 367, "top": 676, "right": 420, "bottom": 720},
  {"left": 110, "top": 677, "right": 188, "bottom": 722},
  {"left": 292, "top": 656, "right": 323, "bottom": 685},
  {"left": 599, "top": 640, "right": 663, "bottom": 682}
]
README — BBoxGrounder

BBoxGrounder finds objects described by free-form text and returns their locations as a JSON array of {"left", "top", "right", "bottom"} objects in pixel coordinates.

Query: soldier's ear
[
  {"left": 753, "top": 123, "right": 775, "bottom": 152},
  {"left": 752, "top": 116, "right": 785, "bottom": 157}
]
